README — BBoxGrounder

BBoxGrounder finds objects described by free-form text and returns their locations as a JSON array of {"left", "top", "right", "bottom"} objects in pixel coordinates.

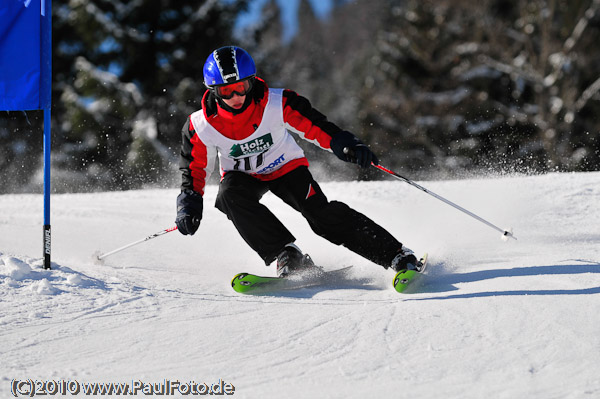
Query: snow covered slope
[{"left": 1, "top": 172, "right": 599, "bottom": 398}]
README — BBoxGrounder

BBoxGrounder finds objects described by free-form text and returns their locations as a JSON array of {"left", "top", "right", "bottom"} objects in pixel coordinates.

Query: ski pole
[
  {"left": 96, "top": 226, "right": 178, "bottom": 261},
  {"left": 371, "top": 163, "right": 516, "bottom": 240}
]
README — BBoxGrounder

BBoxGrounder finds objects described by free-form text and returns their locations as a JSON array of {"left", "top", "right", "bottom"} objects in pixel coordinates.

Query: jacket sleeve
[
  {"left": 179, "top": 116, "right": 215, "bottom": 196},
  {"left": 282, "top": 89, "right": 346, "bottom": 151}
]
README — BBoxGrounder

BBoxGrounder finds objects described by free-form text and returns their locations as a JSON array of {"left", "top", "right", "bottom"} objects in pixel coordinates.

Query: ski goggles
[{"left": 214, "top": 79, "right": 253, "bottom": 99}]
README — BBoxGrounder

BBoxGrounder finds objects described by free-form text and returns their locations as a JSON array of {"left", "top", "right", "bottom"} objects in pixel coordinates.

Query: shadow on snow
[{"left": 407, "top": 261, "right": 600, "bottom": 300}]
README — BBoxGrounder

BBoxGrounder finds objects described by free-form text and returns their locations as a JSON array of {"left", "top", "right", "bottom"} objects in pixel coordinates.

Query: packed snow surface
[{"left": 1, "top": 172, "right": 599, "bottom": 398}]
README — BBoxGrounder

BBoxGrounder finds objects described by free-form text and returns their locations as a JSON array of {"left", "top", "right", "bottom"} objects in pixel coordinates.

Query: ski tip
[
  {"left": 231, "top": 273, "right": 255, "bottom": 293},
  {"left": 393, "top": 269, "right": 417, "bottom": 293},
  {"left": 231, "top": 273, "right": 248, "bottom": 287},
  {"left": 393, "top": 253, "right": 428, "bottom": 293}
]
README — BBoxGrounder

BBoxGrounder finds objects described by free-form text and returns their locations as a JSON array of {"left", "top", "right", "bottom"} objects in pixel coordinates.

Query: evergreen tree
[
  {"left": 0, "top": 0, "right": 247, "bottom": 193},
  {"left": 260, "top": 0, "right": 600, "bottom": 178},
  {"left": 62, "top": 0, "right": 248, "bottom": 190},
  {"left": 2, "top": 0, "right": 599, "bottom": 193},
  {"left": 357, "top": 0, "right": 600, "bottom": 176}
]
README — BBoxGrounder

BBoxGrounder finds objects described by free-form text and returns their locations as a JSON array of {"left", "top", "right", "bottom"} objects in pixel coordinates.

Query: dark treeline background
[{"left": 1, "top": 0, "right": 599, "bottom": 193}]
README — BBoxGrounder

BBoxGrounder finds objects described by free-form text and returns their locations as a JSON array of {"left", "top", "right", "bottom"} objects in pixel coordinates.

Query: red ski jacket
[{"left": 179, "top": 78, "right": 347, "bottom": 195}]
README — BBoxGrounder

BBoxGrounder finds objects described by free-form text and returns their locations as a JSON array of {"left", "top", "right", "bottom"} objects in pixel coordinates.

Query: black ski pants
[{"left": 215, "top": 166, "right": 403, "bottom": 266}]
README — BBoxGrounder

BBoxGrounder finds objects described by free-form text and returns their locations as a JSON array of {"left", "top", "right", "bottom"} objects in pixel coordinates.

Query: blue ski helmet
[{"left": 203, "top": 46, "right": 256, "bottom": 88}]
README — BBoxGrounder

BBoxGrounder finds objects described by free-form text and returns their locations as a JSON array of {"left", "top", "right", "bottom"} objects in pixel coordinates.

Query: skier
[{"left": 176, "top": 45, "right": 418, "bottom": 277}]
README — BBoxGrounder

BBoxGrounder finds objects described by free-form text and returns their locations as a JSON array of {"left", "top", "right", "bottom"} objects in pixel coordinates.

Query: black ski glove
[
  {"left": 330, "top": 131, "right": 379, "bottom": 168},
  {"left": 175, "top": 189, "right": 203, "bottom": 236}
]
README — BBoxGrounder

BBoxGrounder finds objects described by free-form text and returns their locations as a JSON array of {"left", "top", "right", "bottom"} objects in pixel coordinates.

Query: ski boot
[
  {"left": 390, "top": 247, "right": 422, "bottom": 272},
  {"left": 276, "top": 244, "right": 317, "bottom": 277}
]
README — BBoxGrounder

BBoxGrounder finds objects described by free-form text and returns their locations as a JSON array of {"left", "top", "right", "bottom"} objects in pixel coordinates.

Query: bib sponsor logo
[
  {"left": 257, "top": 154, "right": 285, "bottom": 174},
  {"left": 229, "top": 133, "right": 273, "bottom": 158}
]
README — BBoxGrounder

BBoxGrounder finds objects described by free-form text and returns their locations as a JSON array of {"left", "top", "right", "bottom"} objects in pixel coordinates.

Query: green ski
[
  {"left": 231, "top": 266, "right": 353, "bottom": 294},
  {"left": 393, "top": 253, "right": 428, "bottom": 293}
]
